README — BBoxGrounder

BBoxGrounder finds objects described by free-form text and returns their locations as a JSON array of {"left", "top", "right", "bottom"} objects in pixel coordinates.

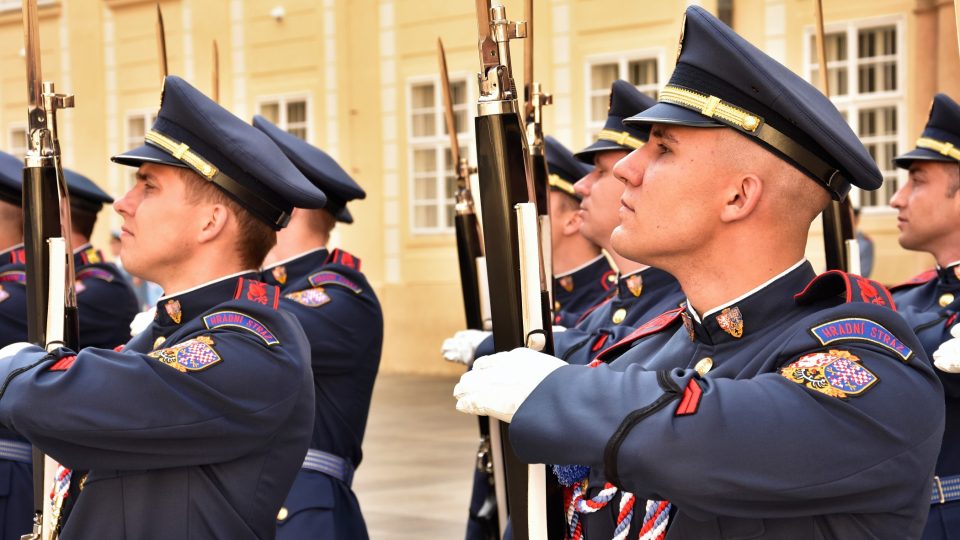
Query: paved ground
[{"left": 354, "top": 373, "right": 477, "bottom": 539}]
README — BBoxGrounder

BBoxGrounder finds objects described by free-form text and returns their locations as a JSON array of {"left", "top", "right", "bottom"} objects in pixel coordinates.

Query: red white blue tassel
[{"left": 637, "top": 499, "right": 671, "bottom": 540}]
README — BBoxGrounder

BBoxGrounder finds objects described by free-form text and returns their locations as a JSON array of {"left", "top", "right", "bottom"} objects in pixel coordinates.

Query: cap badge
[
  {"left": 165, "top": 299, "right": 183, "bottom": 325},
  {"left": 715, "top": 307, "right": 744, "bottom": 339},
  {"left": 626, "top": 273, "right": 643, "bottom": 297},
  {"left": 272, "top": 265, "right": 287, "bottom": 285}
]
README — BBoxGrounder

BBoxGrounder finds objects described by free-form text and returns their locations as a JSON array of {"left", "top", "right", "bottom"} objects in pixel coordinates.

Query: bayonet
[
  {"left": 21, "top": 0, "right": 78, "bottom": 538},
  {"left": 212, "top": 39, "right": 220, "bottom": 103},
  {"left": 156, "top": 3, "right": 168, "bottom": 81}
]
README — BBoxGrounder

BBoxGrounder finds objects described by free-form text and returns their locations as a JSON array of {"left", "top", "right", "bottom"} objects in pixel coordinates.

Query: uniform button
[
  {"left": 277, "top": 507, "right": 289, "bottom": 522},
  {"left": 694, "top": 357, "right": 713, "bottom": 376},
  {"left": 940, "top": 293, "right": 955, "bottom": 307},
  {"left": 612, "top": 308, "right": 627, "bottom": 324},
  {"left": 554, "top": 301, "right": 561, "bottom": 311}
]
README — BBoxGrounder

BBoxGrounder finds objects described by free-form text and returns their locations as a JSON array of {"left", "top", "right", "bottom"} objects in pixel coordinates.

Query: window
[
  {"left": 806, "top": 18, "right": 904, "bottom": 208},
  {"left": 407, "top": 77, "right": 472, "bottom": 233},
  {"left": 124, "top": 110, "right": 157, "bottom": 187},
  {"left": 585, "top": 53, "right": 661, "bottom": 143},
  {"left": 258, "top": 96, "right": 310, "bottom": 141},
  {"left": 7, "top": 125, "right": 27, "bottom": 158}
]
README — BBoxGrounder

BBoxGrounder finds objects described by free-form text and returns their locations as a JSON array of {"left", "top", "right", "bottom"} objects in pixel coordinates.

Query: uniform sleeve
[
  {"left": 511, "top": 327, "right": 944, "bottom": 519},
  {"left": 0, "top": 324, "right": 312, "bottom": 471}
]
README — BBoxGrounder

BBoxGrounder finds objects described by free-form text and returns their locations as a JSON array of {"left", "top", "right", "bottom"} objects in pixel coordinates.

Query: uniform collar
[
  {"left": 935, "top": 261, "right": 960, "bottom": 289},
  {"left": 0, "top": 243, "right": 25, "bottom": 267},
  {"left": 73, "top": 243, "right": 105, "bottom": 267},
  {"left": 554, "top": 254, "right": 616, "bottom": 293},
  {"left": 615, "top": 266, "right": 674, "bottom": 299},
  {"left": 683, "top": 259, "right": 815, "bottom": 345},
  {"left": 154, "top": 270, "right": 258, "bottom": 329},
  {"left": 261, "top": 247, "right": 329, "bottom": 287}
]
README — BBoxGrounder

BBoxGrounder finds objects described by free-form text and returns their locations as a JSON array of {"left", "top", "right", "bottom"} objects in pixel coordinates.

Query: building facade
[{"left": 0, "top": 0, "right": 956, "bottom": 374}]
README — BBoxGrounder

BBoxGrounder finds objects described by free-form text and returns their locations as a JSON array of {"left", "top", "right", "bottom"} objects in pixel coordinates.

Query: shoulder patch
[
  {"left": 76, "top": 267, "right": 115, "bottom": 283},
  {"left": 810, "top": 317, "right": 912, "bottom": 361},
  {"left": 285, "top": 287, "right": 332, "bottom": 307},
  {"left": 326, "top": 248, "right": 362, "bottom": 271},
  {"left": 148, "top": 336, "right": 222, "bottom": 372},
  {"left": 233, "top": 278, "right": 280, "bottom": 310},
  {"left": 779, "top": 349, "right": 878, "bottom": 398},
  {"left": 594, "top": 307, "right": 685, "bottom": 362},
  {"left": 308, "top": 271, "right": 362, "bottom": 294},
  {"left": 203, "top": 310, "right": 280, "bottom": 346},
  {"left": 795, "top": 270, "right": 895, "bottom": 310},
  {"left": 889, "top": 269, "right": 937, "bottom": 292},
  {"left": 0, "top": 270, "right": 26, "bottom": 284}
]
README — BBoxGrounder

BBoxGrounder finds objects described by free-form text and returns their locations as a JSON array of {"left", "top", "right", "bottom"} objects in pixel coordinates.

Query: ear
[
  {"left": 196, "top": 203, "right": 231, "bottom": 244},
  {"left": 719, "top": 174, "right": 763, "bottom": 223},
  {"left": 562, "top": 208, "right": 583, "bottom": 236}
]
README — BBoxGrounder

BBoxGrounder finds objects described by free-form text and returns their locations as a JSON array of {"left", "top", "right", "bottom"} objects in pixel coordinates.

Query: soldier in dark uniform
[
  {"left": 0, "top": 75, "right": 326, "bottom": 540},
  {"left": 63, "top": 169, "right": 140, "bottom": 349},
  {"left": 252, "top": 115, "right": 384, "bottom": 540},
  {"left": 545, "top": 135, "right": 613, "bottom": 328},
  {"left": 0, "top": 151, "right": 32, "bottom": 540},
  {"left": 887, "top": 93, "right": 960, "bottom": 540},
  {"left": 456, "top": 7, "right": 944, "bottom": 539}
]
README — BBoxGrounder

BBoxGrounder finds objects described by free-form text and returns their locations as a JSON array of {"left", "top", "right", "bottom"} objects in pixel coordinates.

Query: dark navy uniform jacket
[
  {"left": 262, "top": 248, "right": 383, "bottom": 540},
  {"left": 892, "top": 265, "right": 960, "bottom": 539},
  {"left": 553, "top": 255, "right": 615, "bottom": 328},
  {"left": 511, "top": 262, "right": 944, "bottom": 539},
  {"left": 72, "top": 245, "right": 139, "bottom": 350},
  {"left": 553, "top": 266, "right": 683, "bottom": 366},
  {"left": 0, "top": 273, "right": 314, "bottom": 540},
  {"left": 0, "top": 246, "right": 31, "bottom": 540}
]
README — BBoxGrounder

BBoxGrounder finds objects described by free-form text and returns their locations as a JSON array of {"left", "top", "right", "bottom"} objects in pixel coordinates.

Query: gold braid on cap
[
  {"left": 548, "top": 174, "right": 577, "bottom": 197},
  {"left": 916, "top": 137, "right": 960, "bottom": 161},
  {"left": 596, "top": 129, "right": 645, "bottom": 150}
]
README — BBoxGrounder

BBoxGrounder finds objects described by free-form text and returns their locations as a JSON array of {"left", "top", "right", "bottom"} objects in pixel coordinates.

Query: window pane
[
  {"left": 590, "top": 63, "right": 618, "bottom": 91},
  {"left": 413, "top": 148, "right": 437, "bottom": 173},
  {"left": 445, "top": 204, "right": 456, "bottom": 228},
  {"left": 412, "top": 83, "right": 435, "bottom": 109},
  {"left": 414, "top": 177, "right": 437, "bottom": 199},
  {"left": 451, "top": 81, "right": 467, "bottom": 106},
  {"left": 452, "top": 109, "right": 469, "bottom": 135},
  {"left": 260, "top": 103, "right": 280, "bottom": 123},
  {"left": 859, "top": 27, "right": 895, "bottom": 58},
  {"left": 591, "top": 95, "right": 609, "bottom": 123},
  {"left": 127, "top": 117, "right": 145, "bottom": 139},
  {"left": 415, "top": 204, "right": 438, "bottom": 229},
  {"left": 627, "top": 59, "right": 657, "bottom": 86},
  {"left": 289, "top": 127, "right": 307, "bottom": 140},
  {"left": 446, "top": 175, "right": 457, "bottom": 199},
  {"left": 287, "top": 101, "right": 306, "bottom": 124},
  {"left": 412, "top": 112, "right": 436, "bottom": 138}
]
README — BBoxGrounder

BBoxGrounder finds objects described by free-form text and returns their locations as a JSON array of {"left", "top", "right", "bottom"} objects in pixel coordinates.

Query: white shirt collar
[
  {"left": 687, "top": 258, "right": 807, "bottom": 323},
  {"left": 157, "top": 269, "right": 257, "bottom": 301},
  {"left": 554, "top": 254, "right": 606, "bottom": 278},
  {"left": 261, "top": 246, "right": 328, "bottom": 272}
]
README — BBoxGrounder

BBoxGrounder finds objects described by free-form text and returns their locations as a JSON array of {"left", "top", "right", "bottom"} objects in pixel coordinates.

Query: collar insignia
[
  {"left": 165, "top": 299, "right": 183, "bottom": 325},
  {"left": 681, "top": 310, "right": 695, "bottom": 341},
  {"left": 715, "top": 306, "right": 744, "bottom": 339},
  {"left": 272, "top": 265, "right": 287, "bottom": 285},
  {"left": 954, "top": 266, "right": 960, "bottom": 281},
  {"left": 0, "top": 284, "right": 8, "bottom": 304},
  {"left": 559, "top": 276, "right": 574, "bottom": 293},
  {"left": 626, "top": 273, "right": 643, "bottom": 297}
]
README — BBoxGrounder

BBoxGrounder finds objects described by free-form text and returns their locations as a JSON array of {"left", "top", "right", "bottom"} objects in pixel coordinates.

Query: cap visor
[
  {"left": 623, "top": 102, "right": 725, "bottom": 129},
  {"left": 574, "top": 140, "right": 633, "bottom": 164},
  {"left": 111, "top": 144, "right": 188, "bottom": 169},
  {"left": 336, "top": 206, "right": 354, "bottom": 224},
  {"left": 893, "top": 147, "right": 958, "bottom": 169}
]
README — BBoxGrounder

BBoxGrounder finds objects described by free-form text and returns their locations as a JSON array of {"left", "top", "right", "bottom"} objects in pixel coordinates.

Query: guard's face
[
  {"left": 112, "top": 163, "right": 203, "bottom": 285},
  {"left": 548, "top": 189, "right": 579, "bottom": 249},
  {"left": 611, "top": 124, "right": 723, "bottom": 269},
  {"left": 573, "top": 150, "right": 628, "bottom": 248},
  {"left": 890, "top": 161, "right": 960, "bottom": 255}
]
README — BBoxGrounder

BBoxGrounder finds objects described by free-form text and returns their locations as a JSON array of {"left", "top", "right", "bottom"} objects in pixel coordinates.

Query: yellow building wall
[{"left": 0, "top": 0, "right": 956, "bottom": 374}]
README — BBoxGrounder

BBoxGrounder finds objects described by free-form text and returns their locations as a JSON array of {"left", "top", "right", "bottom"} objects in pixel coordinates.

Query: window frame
[
  {"left": 123, "top": 109, "right": 158, "bottom": 189},
  {"left": 583, "top": 49, "right": 665, "bottom": 146},
  {"left": 6, "top": 124, "right": 27, "bottom": 159},
  {"left": 803, "top": 14, "right": 907, "bottom": 211},
  {"left": 255, "top": 93, "right": 314, "bottom": 143},
  {"left": 405, "top": 73, "right": 475, "bottom": 235}
]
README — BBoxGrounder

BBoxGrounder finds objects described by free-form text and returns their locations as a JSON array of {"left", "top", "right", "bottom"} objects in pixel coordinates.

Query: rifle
[
  {"left": 473, "top": 2, "right": 556, "bottom": 538},
  {"left": 438, "top": 38, "right": 503, "bottom": 539},
  {"left": 813, "top": 0, "right": 859, "bottom": 273},
  {"left": 20, "top": 0, "right": 77, "bottom": 538},
  {"left": 156, "top": 4, "right": 168, "bottom": 81}
]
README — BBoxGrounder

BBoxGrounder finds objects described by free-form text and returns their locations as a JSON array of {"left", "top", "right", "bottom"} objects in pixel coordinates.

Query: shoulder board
[
  {"left": 889, "top": 269, "right": 937, "bottom": 292},
  {"left": 203, "top": 311, "right": 280, "bottom": 346},
  {"left": 594, "top": 306, "right": 685, "bottom": 362},
  {"left": 325, "top": 248, "right": 361, "bottom": 271},
  {"left": 6, "top": 247, "right": 25, "bottom": 266},
  {"left": 0, "top": 270, "right": 26, "bottom": 284},
  {"left": 308, "top": 270, "right": 362, "bottom": 294},
  {"left": 794, "top": 270, "right": 895, "bottom": 310},
  {"left": 76, "top": 267, "right": 115, "bottom": 283},
  {"left": 233, "top": 277, "right": 280, "bottom": 310},
  {"left": 79, "top": 248, "right": 105, "bottom": 265}
]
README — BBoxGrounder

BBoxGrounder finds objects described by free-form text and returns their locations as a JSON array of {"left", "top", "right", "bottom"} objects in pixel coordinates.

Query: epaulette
[
  {"left": 233, "top": 277, "right": 280, "bottom": 310},
  {"left": 889, "top": 269, "right": 937, "bottom": 292},
  {"left": 594, "top": 306, "right": 685, "bottom": 362},
  {"left": 325, "top": 248, "right": 361, "bottom": 271},
  {"left": 0, "top": 270, "right": 26, "bottom": 284},
  {"left": 308, "top": 270, "right": 363, "bottom": 294},
  {"left": 76, "top": 267, "right": 115, "bottom": 283},
  {"left": 794, "top": 270, "right": 895, "bottom": 310},
  {"left": 79, "top": 247, "right": 105, "bottom": 265}
]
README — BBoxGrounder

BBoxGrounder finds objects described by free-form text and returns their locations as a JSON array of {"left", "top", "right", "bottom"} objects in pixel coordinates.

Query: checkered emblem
[
  {"left": 148, "top": 336, "right": 222, "bottom": 372},
  {"left": 780, "top": 349, "right": 877, "bottom": 398},
  {"left": 285, "top": 288, "right": 331, "bottom": 308}
]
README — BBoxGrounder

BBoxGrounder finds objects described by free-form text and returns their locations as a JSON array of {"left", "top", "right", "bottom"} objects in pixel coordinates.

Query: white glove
[
  {"left": 933, "top": 324, "right": 960, "bottom": 373},
  {"left": 130, "top": 306, "right": 157, "bottom": 337},
  {"left": 0, "top": 342, "right": 35, "bottom": 360},
  {"left": 552, "top": 325, "right": 567, "bottom": 334},
  {"left": 453, "top": 347, "right": 566, "bottom": 423},
  {"left": 441, "top": 329, "right": 492, "bottom": 366}
]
